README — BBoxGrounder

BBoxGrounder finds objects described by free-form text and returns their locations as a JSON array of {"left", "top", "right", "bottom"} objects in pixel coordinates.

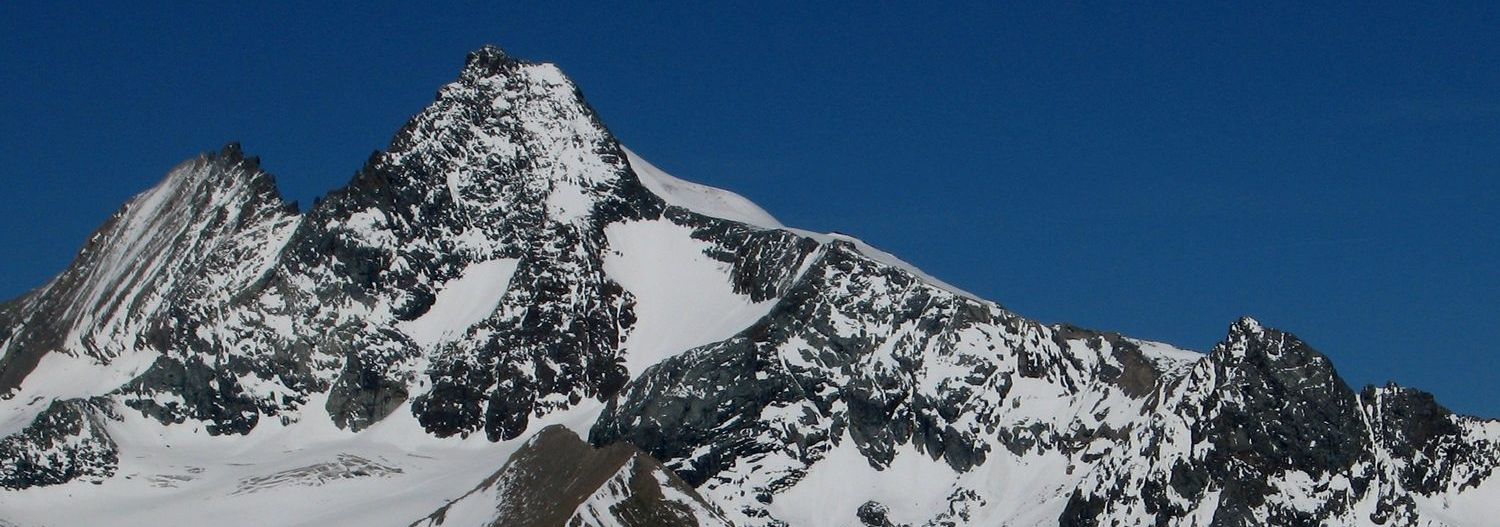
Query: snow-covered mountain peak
[
  {"left": 0, "top": 142, "right": 299, "bottom": 392},
  {"left": 324, "top": 45, "right": 644, "bottom": 232},
  {"left": 1222, "top": 314, "right": 1268, "bottom": 344},
  {"left": 1230, "top": 314, "right": 1264, "bottom": 334},
  {"left": 454, "top": 45, "right": 575, "bottom": 104},
  {"left": 2, "top": 47, "right": 1497, "bottom": 527},
  {"left": 1211, "top": 315, "right": 1329, "bottom": 370},
  {"left": 147, "top": 142, "right": 291, "bottom": 217},
  {"left": 460, "top": 44, "right": 532, "bottom": 75}
]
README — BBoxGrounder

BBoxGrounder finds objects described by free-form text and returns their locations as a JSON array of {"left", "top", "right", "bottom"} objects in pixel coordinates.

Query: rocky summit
[{"left": 0, "top": 46, "right": 1495, "bottom": 526}]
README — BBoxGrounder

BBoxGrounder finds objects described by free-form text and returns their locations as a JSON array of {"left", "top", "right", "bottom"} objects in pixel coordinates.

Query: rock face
[
  {"left": 0, "top": 46, "right": 1496, "bottom": 526},
  {"left": 1063, "top": 319, "right": 1381, "bottom": 525},
  {"left": 0, "top": 398, "right": 120, "bottom": 489}
]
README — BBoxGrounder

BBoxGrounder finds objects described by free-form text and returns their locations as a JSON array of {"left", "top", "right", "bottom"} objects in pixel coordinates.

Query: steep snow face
[
  {"left": 623, "top": 147, "right": 782, "bottom": 229},
  {"left": 399, "top": 258, "right": 521, "bottom": 349},
  {"left": 602, "top": 219, "right": 778, "bottom": 376}
]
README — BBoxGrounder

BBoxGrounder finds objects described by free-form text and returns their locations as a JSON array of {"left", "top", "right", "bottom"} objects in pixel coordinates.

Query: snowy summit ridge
[{"left": 1, "top": 46, "right": 1496, "bottom": 527}]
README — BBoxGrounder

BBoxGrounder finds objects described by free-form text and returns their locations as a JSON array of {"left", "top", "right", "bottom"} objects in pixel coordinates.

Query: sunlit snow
[{"left": 399, "top": 258, "right": 520, "bottom": 348}]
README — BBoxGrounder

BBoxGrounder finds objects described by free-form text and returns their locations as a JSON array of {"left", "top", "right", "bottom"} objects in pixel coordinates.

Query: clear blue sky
[{"left": 2, "top": 3, "right": 1496, "bottom": 416}]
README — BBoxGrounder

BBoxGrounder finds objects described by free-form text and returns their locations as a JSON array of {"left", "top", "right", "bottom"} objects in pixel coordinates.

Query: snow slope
[
  {"left": 400, "top": 258, "right": 521, "bottom": 349},
  {"left": 624, "top": 147, "right": 782, "bottom": 229},
  {"left": 603, "top": 219, "right": 778, "bottom": 376},
  {"left": 0, "top": 398, "right": 607, "bottom": 527}
]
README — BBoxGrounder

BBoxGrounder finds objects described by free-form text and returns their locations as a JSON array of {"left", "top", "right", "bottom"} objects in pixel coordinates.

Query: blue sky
[{"left": 2, "top": 3, "right": 1496, "bottom": 416}]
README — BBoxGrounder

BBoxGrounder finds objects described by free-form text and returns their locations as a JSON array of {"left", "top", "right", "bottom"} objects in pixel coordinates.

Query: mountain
[{"left": 1, "top": 46, "right": 1496, "bottom": 526}]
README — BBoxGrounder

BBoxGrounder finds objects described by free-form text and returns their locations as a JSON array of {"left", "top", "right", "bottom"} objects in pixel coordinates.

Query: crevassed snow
[
  {"left": 602, "top": 220, "right": 777, "bottom": 376},
  {"left": 0, "top": 398, "right": 609, "bottom": 527},
  {"left": 399, "top": 258, "right": 520, "bottom": 348},
  {"left": 0, "top": 408, "right": 492, "bottom": 527},
  {"left": 622, "top": 147, "right": 783, "bottom": 229}
]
